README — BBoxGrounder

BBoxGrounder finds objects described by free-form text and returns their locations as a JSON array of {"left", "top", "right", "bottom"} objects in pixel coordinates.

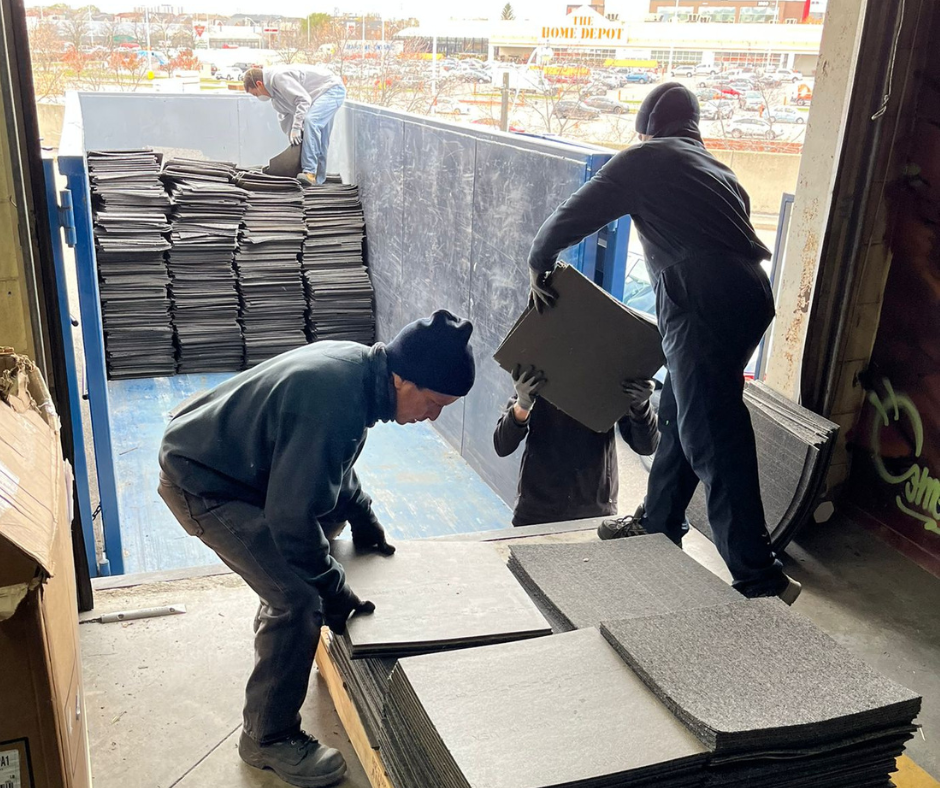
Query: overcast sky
[{"left": 35, "top": 0, "right": 557, "bottom": 20}]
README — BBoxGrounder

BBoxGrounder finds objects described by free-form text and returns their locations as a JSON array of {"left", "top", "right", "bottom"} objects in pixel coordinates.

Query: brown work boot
[{"left": 238, "top": 729, "right": 346, "bottom": 787}]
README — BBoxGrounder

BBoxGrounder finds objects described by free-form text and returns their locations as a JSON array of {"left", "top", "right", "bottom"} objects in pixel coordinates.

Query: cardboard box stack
[{"left": 0, "top": 350, "right": 91, "bottom": 788}]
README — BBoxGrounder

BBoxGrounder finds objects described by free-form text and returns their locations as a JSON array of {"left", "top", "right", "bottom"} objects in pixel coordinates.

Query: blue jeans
[{"left": 301, "top": 84, "right": 346, "bottom": 183}]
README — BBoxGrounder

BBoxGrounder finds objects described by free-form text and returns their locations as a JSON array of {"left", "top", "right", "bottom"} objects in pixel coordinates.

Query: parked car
[
  {"left": 694, "top": 64, "right": 719, "bottom": 76},
  {"left": 581, "top": 81, "right": 609, "bottom": 97},
  {"left": 582, "top": 96, "right": 631, "bottom": 115},
  {"left": 703, "top": 81, "right": 743, "bottom": 98},
  {"left": 729, "top": 79, "right": 754, "bottom": 91},
  {"left": 700, "top": 101, "right": 735, "bottom": 120},
  {"left": 433, "top": 98, "right": 471, "bottom": 116},
  {"left": 741, "top": 91, "right": 767, "bottom": 112},
  {"left": 767, "top": 106, "right": 805, "bottom": 124},
  {"left": 214, "top": 66, "right": 244, "bottom": 81},
  {"left": 626, "top": 71, "right": 657, "bottom": 84},
  {"left": 775, "top": 68, "right": 804, "bottom": 83},
  {"left": 728, "top": 118, "right": 778, "bottom": 140},
  {"left": 696, "top": 88, "right": 722, "bottom": 101},
  {"left": 458, "top": 69, "right": 490, "bottom": 83},
  {"left": 671, "top": 65, "right": 695, "bottom": 77},
  {"left": 553, "top": 100, "right": 602, "bottom": 120}
]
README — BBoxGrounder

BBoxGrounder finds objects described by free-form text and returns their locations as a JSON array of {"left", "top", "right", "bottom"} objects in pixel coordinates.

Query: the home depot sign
[{"left": 541, "top": 15, "right": 623, "bottom": 42}]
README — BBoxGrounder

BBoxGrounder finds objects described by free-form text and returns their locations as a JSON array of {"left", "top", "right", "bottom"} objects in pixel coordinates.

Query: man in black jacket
[
  {"left": 526, "top": 83, "right": 799, "bottom": 604},
  {"left": 494, "top": 365, "right": 658, "bottom": 526},
  {"left": 157, "top": 310, "right": 475, "bottom": 787}
]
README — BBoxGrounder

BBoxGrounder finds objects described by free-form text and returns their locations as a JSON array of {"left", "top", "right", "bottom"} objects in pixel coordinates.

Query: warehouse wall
[{"left": 337, "top": 104, "right": 603, "bottom": 505}]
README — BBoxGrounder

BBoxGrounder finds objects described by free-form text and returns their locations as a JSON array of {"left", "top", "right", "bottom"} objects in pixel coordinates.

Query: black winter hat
[
  {"left": 635, "top": 82, "right": 700, "bottom": 137},
  {"left": 386, "top": 310, "right": 475, "bottom": 397}
]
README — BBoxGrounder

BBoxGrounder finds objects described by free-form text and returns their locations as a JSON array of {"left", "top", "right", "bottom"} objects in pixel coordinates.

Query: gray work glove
[
  {"left": 622, "top": 379, "right": 655, "bottom": 414},
  {"left": 529, "top": 267, "right": 558, "bottom": 313},
  {"left": 322, "top": 583, "right": 375, "bottom": 636},
  {"left": 352, "top": 519, "right": 396, "bottom": 556},
  {"left": 513, "top": 364, "right": 547, "bottom": 412},
  {"left": 289, "top": 128, "right": 303, "bottom": 146}
]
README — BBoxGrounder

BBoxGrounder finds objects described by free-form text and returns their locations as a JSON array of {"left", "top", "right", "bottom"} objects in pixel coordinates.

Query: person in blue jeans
[{"left": 244, "top": 65, "right": 346, "bottom": 186}]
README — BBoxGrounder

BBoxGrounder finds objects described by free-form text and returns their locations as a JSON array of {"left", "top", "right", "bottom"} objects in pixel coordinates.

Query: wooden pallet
[
  {"left": 316, "top": 633, "right": 939, "bottom": 788},
  {"left": 316, "top": 634, "right": 394, "bottom": 788}
]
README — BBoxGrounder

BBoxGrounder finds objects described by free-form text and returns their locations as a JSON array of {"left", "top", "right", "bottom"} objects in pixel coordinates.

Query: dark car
[
  {"left": 553, "top": 100, "right": 601, "bottom": 120},
  {"left": 582, "top": 96, "right": 630, "bottom": 115}
]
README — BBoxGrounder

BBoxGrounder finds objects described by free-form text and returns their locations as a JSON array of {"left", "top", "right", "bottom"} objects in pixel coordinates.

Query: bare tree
[
  {"left": 28, "top": 20, "right": 71, "bottom": 100},
  {"left": 276, "top": 24, "right": 308, "bottom": 64},
  {"left": 60, "top": 12, "right": 90, "bottom": 51}
]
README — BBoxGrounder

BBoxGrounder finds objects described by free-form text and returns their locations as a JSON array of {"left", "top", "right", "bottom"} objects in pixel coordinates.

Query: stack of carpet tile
[
  {"left": 686, "top": 381, "right": 839, "bottom": 549},
  {"left": 161, "top": 158, "right": 248, "bottom": 372},
  {"left": 601, "top": 599, "right": 921, "bottom": 787},
  {"left": 326, "top": 540, "right": 551, "bottom": 747},
  {"left": 233, "top": 172, "right": 308, "bottom": 366},
  {"left": 507, "top": 535, "right": 740, "bottom": 632},
  {"left": 89, "top": 149, "right": 175, "bottom": 378},
  {"left": 300, "top": 178, "right": 374, "bottom": 344},
  {"left": 382, "top": 628, "right": 710, "bottom": 788},
  {"left": 506, "top": 537, "right": 921, "bottom": 788}
]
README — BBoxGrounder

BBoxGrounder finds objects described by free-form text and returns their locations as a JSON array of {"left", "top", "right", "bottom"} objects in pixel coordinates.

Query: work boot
[
  {"left": 597, "top": 503, "right": 648, "bottom": 541},
  {"left": 296, "top": 172, "right": 318, "bottom": 187},
  {"left": 238, "top": 729, "right": 346, "bottom": 787},
  {"left": 777, "top": 575, "right": 802, "bottom": 606}
]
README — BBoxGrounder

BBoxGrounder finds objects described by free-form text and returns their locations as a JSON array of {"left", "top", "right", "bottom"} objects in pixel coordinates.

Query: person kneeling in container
[
  {"left": 157, "top": 311, "right": 475, "bottom": 787},
  {"left": 494, "top": 364, "right": 659, "bottom": 526},
  {"left": 244, "top": 64, "right": 346, "bottom": 186}
]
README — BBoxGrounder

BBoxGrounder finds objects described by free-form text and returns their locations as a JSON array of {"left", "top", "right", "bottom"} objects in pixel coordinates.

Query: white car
[
  {"left": 214, "top": 66, "right": 244, "bottom": 81},
  {"left": 671, "top": 65, "right": 695, "bottom": 77},
  {"left": 694, "top": 64, "right": 718, "bottom": 76},
  {"left": 767, "top": 106, "right": 806, "bottom": 124},
  {"left": 433, "top": 98, "right": 471, "bottom": 116},
  {"left": 775, "top": 68, "right": 805, "bottom": 83},
  {"left": 728, "top": 118, "right": 778, "bottom": 140}
]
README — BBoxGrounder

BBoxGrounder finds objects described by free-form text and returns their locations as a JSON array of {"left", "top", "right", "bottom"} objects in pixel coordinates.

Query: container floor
[{"left": 107, "top": 373, "right": 512, "bottom": 575}]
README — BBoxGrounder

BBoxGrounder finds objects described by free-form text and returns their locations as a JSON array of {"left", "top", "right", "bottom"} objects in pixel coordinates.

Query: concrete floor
[{"left": 80, "top": 450, "right": 940, "bottom": 787}]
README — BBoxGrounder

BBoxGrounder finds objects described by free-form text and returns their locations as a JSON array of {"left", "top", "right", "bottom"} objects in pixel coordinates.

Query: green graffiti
[{"left": 868, "top": 378, "right": 940, "bottom": 535}]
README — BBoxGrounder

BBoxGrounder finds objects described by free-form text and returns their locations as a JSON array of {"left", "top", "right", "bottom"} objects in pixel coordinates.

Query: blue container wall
[{"left": 340, "top": 104, "right": 607, "bottom": 505}]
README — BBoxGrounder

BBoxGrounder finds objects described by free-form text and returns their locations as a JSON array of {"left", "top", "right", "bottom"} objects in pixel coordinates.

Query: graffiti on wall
[{"left": 868, "top": 378, "right": 940, "bottom": 535}]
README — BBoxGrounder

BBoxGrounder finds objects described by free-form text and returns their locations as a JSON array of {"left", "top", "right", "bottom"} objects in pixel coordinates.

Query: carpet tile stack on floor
[
  {"left": 326, "top": 540, "right": 551, "bottom": 747},
  {"left": 233, "top": 172, "right": 308, "bottom": 366},
  {"left": 381, "top": 628, "right": 709, "bottom": 788},
  {"left": 508, "top": 535, "right": 740, "bottom": 632},
  {"left": 686, "top": 381, "right": 839, "bottom": 550},
  {"left": 601, "top": 599, "right": 922, "bottom": 787},
  {"left": 161, "top": 158, "right": 248, "bottom": 372},
  {"left": 300, "top": 180, "right": 374, "bottom": 344},
  {"left": 88, "top": 149, "right": 175, "bottom": 378}
]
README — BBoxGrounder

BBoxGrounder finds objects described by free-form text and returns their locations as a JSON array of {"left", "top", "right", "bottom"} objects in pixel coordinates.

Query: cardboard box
[{"left": 0, "top": 352, "right": 90, "bottom": 788}]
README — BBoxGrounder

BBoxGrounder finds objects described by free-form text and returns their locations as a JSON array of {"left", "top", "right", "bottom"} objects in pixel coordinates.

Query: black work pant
[
  {"left": 158, "top": 472, "right": 321, "bottom": 744},
  {"left": 644, "top": 258, "right": 784, "bottom": 597}
]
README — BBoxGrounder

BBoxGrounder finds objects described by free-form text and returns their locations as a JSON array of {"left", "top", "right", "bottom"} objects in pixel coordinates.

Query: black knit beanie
[
  {"left": 635, "top": 82, "right": 700, "bottom": 138},
  {"left": 386, "top": 310, "right": 475, "bottom": 397}
]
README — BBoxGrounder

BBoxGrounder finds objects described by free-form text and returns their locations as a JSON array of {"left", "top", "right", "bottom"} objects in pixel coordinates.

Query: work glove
[
  {"left": 322, "top": 583, "right": 375, "bottom": 636},
  {"left": 529, "top": 267, "right": 558, "bottom": 313},
  {"left": 289, "top": 128, "right": 303, "bottom": 146},
  {"left": 352, "top": 519, "right": 396, "bottom": 556},
  {"left": 513, "top": 364, "right": 547, "bottom": 412},
  {"left": 622, "top": 378, "right": 655, "bottom": 415}
]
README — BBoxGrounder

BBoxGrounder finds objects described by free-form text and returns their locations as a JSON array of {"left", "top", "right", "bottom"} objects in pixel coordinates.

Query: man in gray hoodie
[
  {"left": 158, "top": 311, "right": 475, "bottom": 787},
  {"left": 244, "top": 64, "right": 346, "bottom": 186}
]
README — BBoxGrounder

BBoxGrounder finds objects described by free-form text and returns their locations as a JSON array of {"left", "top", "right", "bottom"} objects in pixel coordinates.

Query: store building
[{"left": 396, "top": 6, "right": 821, "bottom": 71}]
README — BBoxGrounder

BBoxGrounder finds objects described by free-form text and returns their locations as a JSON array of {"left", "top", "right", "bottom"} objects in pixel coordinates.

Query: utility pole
[
  {"left": 666, "top": 0, "right": 680, "bottom": 74},
  {"left": 499, "top": 71, "right": 510, "bottom": 132}
]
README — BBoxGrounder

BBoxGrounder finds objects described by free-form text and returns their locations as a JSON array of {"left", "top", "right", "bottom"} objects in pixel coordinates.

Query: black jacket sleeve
[
  {"left": 617, "top": 399, "right": 660, "bottom": 457},
  {"left": 493, "top": 396, "right": 529, "bottom": 457},
  {"left": 527, "top": 150, "right": 638, "bottom": 274},
  {"left": 333, "top": 467, "right": 380, "bottom": 532}
]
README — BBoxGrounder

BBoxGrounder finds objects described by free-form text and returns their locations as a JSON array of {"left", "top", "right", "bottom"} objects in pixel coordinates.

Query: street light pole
[{"left": 666, "top": 0, "right": 680, "bottom": 74}]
